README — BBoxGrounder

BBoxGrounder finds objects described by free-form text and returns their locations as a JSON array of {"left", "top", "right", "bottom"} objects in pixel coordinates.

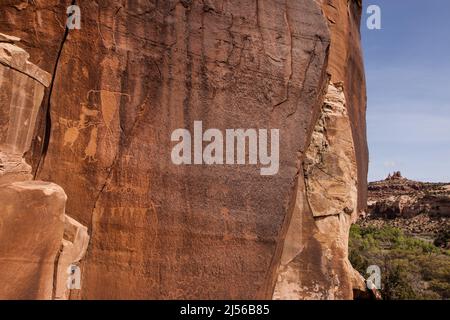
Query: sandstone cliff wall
[
  {"left": 0, "top": 0, "right": 368, "bottom": 299},
  {"left": 0, "top": 34, "right": 89, "bottom": 300}
]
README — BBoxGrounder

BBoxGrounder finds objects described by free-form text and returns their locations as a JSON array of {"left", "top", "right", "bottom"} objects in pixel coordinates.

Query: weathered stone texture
[
  {"left": 54, "top": 215, "right": 90, "bottom": 300},
  {"left": 17, "top": 0, "right": 331, "bottom": 299},
  {"left": 320, "top": 0, "right": 368, "bottom": 212},
  {"left": 0, "top": 181, "right": 66, "bottom": 299},
  {"left": 0, "top": 36, "right": 89, "bottom": 300},
  {"left": 273, "top": 83, "right": 361, "bottom": 300},
  {"left": 0, "top": 0, "right": 368, "bottom": 299},
  {"left": 0, "top": 42, "right": 50, "bottom": 154},
  {"left": 273, "top": 0, "right": 368, "bottom": 299}
]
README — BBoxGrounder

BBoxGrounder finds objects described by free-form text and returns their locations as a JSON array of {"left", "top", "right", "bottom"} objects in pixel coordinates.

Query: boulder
[{"left": 0, "top": 181, "right": 66, "bottom": 299}]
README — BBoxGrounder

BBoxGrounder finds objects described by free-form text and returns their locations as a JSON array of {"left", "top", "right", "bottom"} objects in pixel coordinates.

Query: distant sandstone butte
[
  {"left": 0, "top": 0, "right": 368, "bottom": 299},
  {"left": 368, "top": 172, "right": 450, "bottom": 219},
  {"left": 362, "top": 173, "right": 450, "bottom": 248}
]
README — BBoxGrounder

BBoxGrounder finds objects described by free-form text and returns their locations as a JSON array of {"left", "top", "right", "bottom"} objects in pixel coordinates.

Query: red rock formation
[
  {"left": 273, "top": 0, "right": 368, "bottom": 299},
  {"left": 0, "top": 35, "right": 89, "bottom": 300},
  {"left": 0, "top": 181, "right": 66, "bottom": 299},
  {"left": 362, "top": 175, "right": 450, "bottom": 248},
  {"left": 0, "top": 0, "right": 368, "bottom": 299}
]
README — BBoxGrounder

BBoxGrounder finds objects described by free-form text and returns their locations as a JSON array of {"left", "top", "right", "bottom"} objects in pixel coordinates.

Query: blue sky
[{"left": 361, "top": 0, "right": 450, "bottom": 182}]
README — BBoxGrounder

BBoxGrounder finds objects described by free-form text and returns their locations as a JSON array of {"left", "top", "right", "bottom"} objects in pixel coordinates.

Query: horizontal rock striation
[{"left": 368, "top": 172, "right": 450, "bottom": 218}]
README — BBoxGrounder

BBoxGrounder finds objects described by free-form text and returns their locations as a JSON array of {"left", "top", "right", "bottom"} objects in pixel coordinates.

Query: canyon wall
[
  {"left": 0, "top": 34, "right": 89, "bottom": 299},
  {"left": 0, "top": 0, "right": 368, "bottom": 299},
  {"left": 273, "top": 0, "right": 368, "bottom": 299}
]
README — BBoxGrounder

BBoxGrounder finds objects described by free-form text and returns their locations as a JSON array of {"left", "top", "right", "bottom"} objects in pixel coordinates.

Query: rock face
[
  {"left": 0, "top": 181, "right": 66, "bottom": 299},
  {"left": 274, "top": 82, "right": 361, "bottom": 299},
  {"left": 0, "top": 35, "right": 89, "bottom": 299},
  {"left": 0, "top": 36, "right": 50, "bottom": 155},
  {"left": 368, "top": 172, "right": 450, "bottom": 219},
  {"left": 54, "top": 215, "right": 90, "bottom": 300},
  {"left": 0, "top": 0, "right": 368, "bottom": 299},
  {"left": 361, "top": 173, "right": 450, "bottom": 249},
  {"left": 273, "top": 0, "right": 367, "bottom": 299}
]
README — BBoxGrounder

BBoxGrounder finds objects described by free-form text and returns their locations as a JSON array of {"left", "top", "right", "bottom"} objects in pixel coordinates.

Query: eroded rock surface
[
  {"left": 0, "top": 40, "right": 50, "bottom": 155},
  {"left": 273, "top": 82, "right": 361, "bottom": 299},
  {"left": 0, "top": 151, "right": 32, "bottom": 184},
  {"left": 303, "top": 82, "right": 357, "bottom": 218},
  {"left": 368, "top": 172, "right": 450, "bottom": 218},
  {"left": 0, "top": 0, "right": 368, "bottom": 299},
  {"left": 0, "top": 36, "right": 89, "bottom": 299},
  {"left": 360, "top": 173, "right": 450, "bottom": 249},
  {"left": 0, "top": 181, "right": 66, "bottom": 299},
  {"left": 54, "top": 215, "right": 90, "bottom": 300},
  {"left": 273, "top": 0, "right": 367, "bottom": 299}
]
